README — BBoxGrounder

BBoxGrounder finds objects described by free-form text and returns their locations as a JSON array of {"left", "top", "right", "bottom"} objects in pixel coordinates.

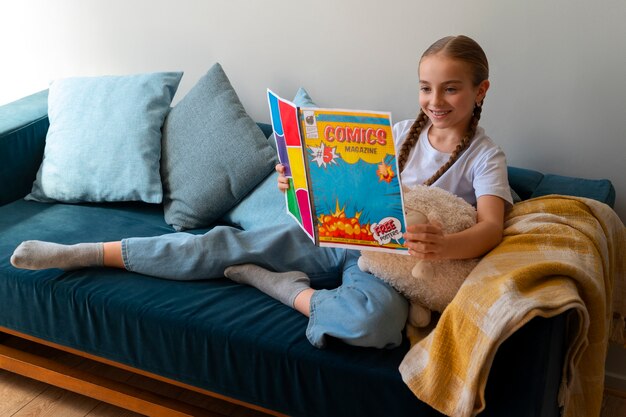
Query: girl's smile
[{"left": 428, "top": 109, "right": 452, "bottom": 120}]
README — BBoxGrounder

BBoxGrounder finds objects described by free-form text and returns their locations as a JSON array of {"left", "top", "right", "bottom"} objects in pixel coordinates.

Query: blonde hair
[{"left": 397, "top": 35, "right": 489, "bottom": 185}]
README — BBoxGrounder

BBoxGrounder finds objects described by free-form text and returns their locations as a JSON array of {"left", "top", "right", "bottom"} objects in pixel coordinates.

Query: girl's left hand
[{"left": 403, "top": 221, "right": 447, "bottom": 260}]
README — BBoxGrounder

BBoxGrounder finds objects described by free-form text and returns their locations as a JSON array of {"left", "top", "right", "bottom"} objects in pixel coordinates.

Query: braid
[
  {"left": 423, "top": 103, "right": 483, "bottom": 186},
  {"left": 397, "top": 110, "right": 428, "bottom": 173}
]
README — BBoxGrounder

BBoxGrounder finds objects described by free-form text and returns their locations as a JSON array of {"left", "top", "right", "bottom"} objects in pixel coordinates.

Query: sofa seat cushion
[
  {"left": 0, "top": 199, "right": 567, "bottom": 417},
  {"left": 0, "top": 199, "right": 431, "bottom": 416}
]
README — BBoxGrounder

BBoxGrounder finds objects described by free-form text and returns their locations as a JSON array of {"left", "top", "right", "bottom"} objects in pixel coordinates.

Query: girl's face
[{"left": 418, "top": 54, "right": 489, "bottom": 138}]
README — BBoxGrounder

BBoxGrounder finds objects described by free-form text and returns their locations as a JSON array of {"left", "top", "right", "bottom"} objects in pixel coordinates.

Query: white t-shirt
[{"left": 393, "top": 119, "right": 513, "bottom": 206}]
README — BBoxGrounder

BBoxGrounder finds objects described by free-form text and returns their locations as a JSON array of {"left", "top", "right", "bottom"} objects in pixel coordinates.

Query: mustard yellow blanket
[{"left": 399, "top": 195, "right": 626, "bottom": 417}]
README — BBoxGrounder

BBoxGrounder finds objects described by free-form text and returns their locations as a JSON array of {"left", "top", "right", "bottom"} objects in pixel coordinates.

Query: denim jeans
[{"left": 121, "top": 172, "right": 408, "bottom": 348}]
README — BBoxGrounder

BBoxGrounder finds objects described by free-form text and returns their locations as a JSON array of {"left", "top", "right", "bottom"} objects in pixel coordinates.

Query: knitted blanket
[{"left": 399, "top": 195, "right": 626, "bottom": 417}]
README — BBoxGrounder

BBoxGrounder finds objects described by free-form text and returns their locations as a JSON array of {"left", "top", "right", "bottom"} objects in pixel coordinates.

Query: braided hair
[{"left": 397, "top": 35, "right": 489, "bottom": 186}]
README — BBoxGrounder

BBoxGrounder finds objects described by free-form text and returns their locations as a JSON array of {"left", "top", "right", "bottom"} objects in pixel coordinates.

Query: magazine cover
[{"left": 267, "top": 90, "right": 408, "bottom": 254}]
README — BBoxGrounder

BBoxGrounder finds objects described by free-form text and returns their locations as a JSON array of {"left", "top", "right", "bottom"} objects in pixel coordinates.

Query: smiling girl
[
  {"left": 266, "top": 34, "right": 512, "bottom": 328},
  {"left": 395, "top": 35, "right": 511, "bottom": 261}
]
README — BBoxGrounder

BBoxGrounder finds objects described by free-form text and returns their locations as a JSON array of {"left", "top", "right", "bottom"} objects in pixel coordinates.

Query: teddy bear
[{"left": 358, "top": 184, "right": 480, "bottom": 327}]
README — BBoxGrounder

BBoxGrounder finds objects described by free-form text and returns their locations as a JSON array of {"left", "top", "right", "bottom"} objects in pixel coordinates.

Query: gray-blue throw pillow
[
  {"left": 161, "top": 63, "right": 278, "bottom": 231},
  {"left": 26, "top": 71, "right": 182, "bottom": 204}
]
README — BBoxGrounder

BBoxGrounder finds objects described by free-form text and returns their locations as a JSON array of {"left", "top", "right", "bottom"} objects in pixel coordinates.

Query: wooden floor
[{"left": 0, "top": 333, "right": 624, "bottom": 417}]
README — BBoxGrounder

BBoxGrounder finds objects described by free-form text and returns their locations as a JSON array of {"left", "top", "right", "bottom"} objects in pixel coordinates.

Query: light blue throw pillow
[
  {"left": 161, "top": 63, "right": 278, "bottom": 231},
  {"left": 26, "top": 71, "right": 183, "bottom": 204},
  {"left": 293, "top": 87, "right": 317, "bottom": 107}
]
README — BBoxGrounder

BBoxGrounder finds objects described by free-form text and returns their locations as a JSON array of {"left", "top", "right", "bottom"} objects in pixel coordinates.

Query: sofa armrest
[
  {"left": 0, "top": 90, "right": 49, "bottom": 206},
  {"left": 484, "top": 312, "right": 567, "bottom": 417}
]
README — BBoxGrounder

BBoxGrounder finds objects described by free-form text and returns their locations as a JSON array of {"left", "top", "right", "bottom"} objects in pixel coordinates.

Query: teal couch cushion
[
  {"left": 0, "top": 198, "right": 423, "bottom": 416},
  {"left": 26, "top": 72, "right": 183, "bottom": 204}
]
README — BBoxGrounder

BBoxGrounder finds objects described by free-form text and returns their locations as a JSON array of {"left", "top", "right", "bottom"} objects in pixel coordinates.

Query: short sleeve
[{"left": 472, "top": 146, "right": 513, "bottom": 205}]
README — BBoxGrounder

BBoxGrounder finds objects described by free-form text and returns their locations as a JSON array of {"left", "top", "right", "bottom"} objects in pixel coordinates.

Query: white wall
[
  {"left": 1, "top": 0, "right": 625, "bottom": 384},
  {"left": 1, "top": 0, "right": 624, "bottom": 222}
]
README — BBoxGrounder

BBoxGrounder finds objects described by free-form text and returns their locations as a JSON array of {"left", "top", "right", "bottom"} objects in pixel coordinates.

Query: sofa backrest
[
  {"left": 0, "top": 93, "right": 616, "bottom": 208},
  {"left": 507, "top": 166, "right": 615, "bottom": 207}
]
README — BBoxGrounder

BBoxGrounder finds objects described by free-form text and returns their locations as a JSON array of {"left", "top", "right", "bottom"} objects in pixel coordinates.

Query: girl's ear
[{"left": 476, "top": 80, "right": 490, "bottom": 104}]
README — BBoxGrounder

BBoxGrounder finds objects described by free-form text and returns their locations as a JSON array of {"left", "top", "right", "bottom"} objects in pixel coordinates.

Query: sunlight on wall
[{"left": 0, "top": 3, "right": 51, "bottom": 105}]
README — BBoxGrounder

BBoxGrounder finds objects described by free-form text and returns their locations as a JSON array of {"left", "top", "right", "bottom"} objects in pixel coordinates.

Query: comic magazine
[{"left": 267, "top": 90, "right": 408, "bottom": 254}]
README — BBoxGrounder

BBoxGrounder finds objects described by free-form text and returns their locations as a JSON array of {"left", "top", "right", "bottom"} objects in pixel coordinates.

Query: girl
[{"left": 11, "top": 35, "right": 512, "bottom": 349}]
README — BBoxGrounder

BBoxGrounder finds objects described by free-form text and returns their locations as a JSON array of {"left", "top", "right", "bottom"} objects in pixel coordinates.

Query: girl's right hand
[{"left": 276, "top": 164, "right": 290, "bottom": 192}]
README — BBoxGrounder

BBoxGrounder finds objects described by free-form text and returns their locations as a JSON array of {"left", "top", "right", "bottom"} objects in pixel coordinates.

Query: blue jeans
[{"left": 121, "top": 173, "right": 408, "bottom": 348}]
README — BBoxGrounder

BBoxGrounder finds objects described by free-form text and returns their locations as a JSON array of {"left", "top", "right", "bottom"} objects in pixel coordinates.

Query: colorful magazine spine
[{"left": 267, "top": 90, "right": 407, "bottom": 254}]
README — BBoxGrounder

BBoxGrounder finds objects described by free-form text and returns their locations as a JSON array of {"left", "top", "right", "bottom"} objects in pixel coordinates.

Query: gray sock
[
  {"left": 224, "top": 264, "right": 311, "bottom": 308},
  {"left": 10, "top": 240, "right": 104, "bottom": 271}
]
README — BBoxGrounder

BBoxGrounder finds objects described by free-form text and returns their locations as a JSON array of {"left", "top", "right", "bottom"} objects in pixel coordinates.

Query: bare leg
[
  {"left": 293, "top": 288, "right": 314, "bottom": 317},
  {"left": 224, "top": 264, "right": 311, "bottom": 310},
  {"left": 103, "top": 241, "right": 125, "bottom": 269}
]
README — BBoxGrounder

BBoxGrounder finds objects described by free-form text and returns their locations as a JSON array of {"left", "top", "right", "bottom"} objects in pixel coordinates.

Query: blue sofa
[{"left": 0, "top": 90, "right": 616, "bottom": 417}]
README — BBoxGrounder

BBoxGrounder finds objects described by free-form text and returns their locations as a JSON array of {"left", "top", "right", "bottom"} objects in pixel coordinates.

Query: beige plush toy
[{"left": 358, "top": 184, "right": 479, "bottom": 327}]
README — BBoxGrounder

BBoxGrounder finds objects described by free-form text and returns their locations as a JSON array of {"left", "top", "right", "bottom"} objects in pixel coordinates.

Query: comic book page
[
  {"left": 267, "top": 90, "right": 408, "bottom": 254},
  {"left": 267, "top": 90, "right": 315, "bottom": 243}
]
